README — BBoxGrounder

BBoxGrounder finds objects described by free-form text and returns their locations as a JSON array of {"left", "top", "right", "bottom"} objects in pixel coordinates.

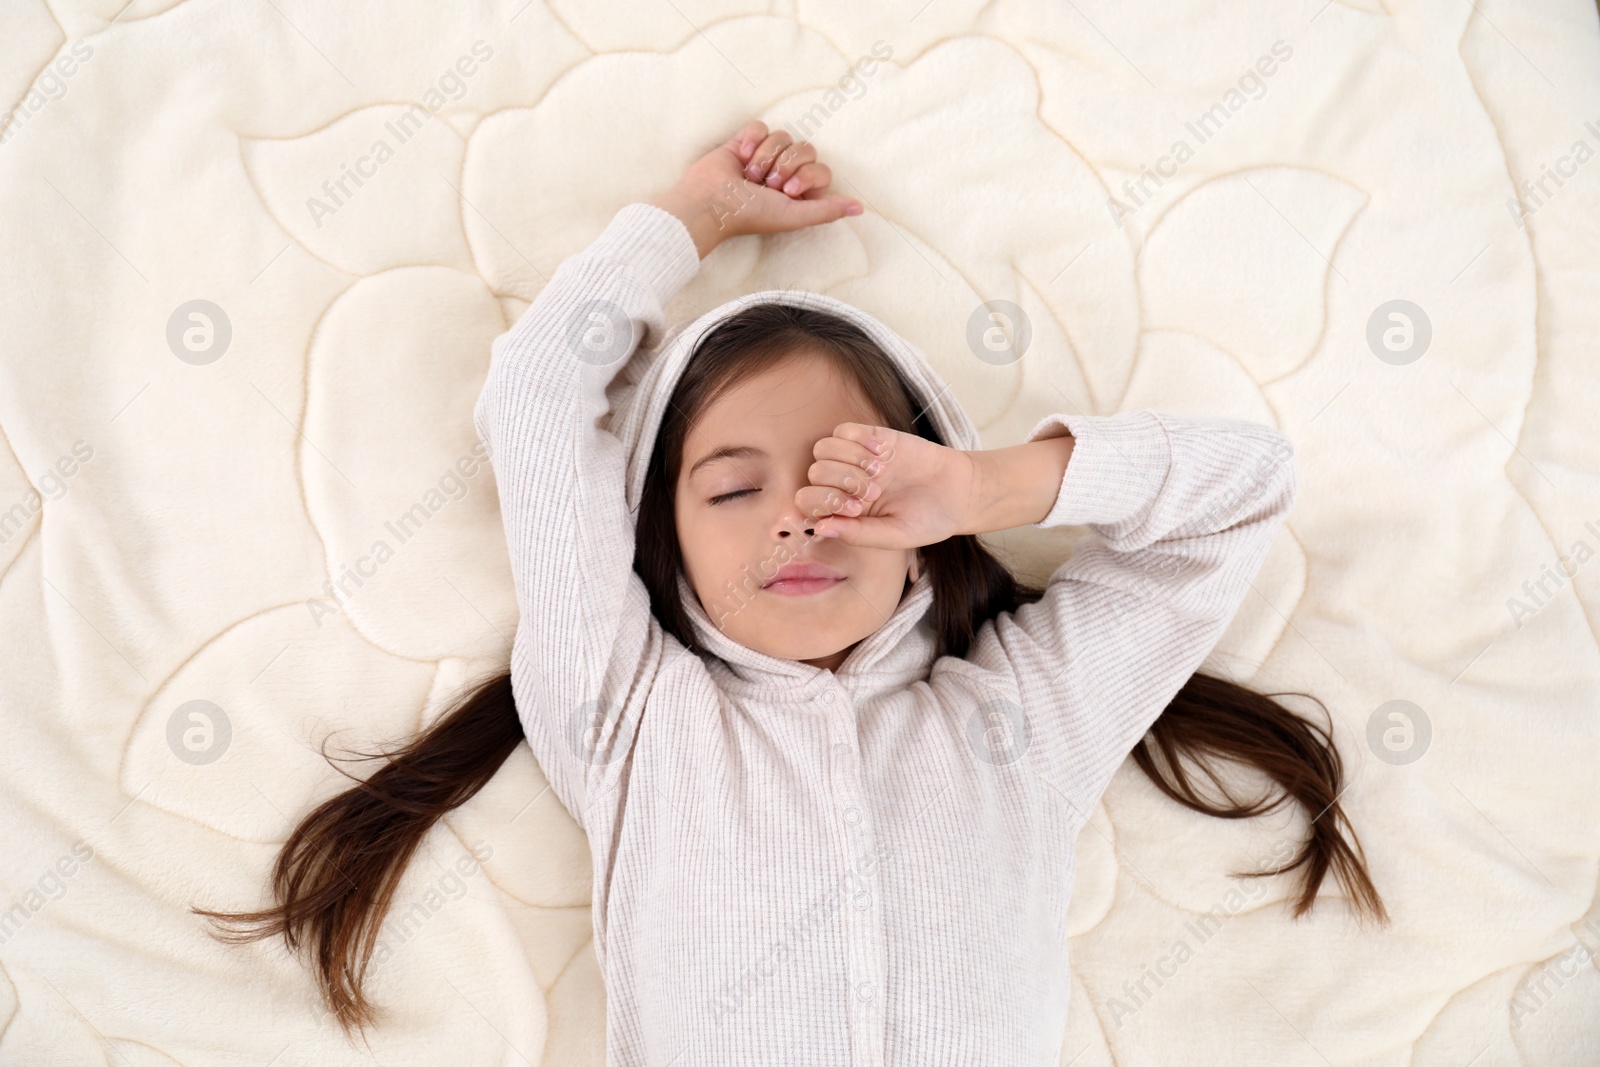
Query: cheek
[
  {"left": 674, "top": 502, "right": 701, "bottom": 548},
  {"left": 674, "top": 503, "right": 726, "bottom": 565}
]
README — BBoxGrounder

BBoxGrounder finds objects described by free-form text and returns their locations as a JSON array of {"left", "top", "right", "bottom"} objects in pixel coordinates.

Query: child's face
[{"left": 673, "top": 350, "right": 919, "bottom": 672}]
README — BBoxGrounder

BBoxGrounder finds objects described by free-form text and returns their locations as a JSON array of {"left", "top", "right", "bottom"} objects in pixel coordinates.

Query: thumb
[
  {"left": 810, "top": 195, "right": 865, "bottom": 222},
  {"left": 778, "top": 195, "right": 864, "bottom": 231},
  {"left": 814, "top": 511, "right": 890, "bottom": 547},
  {"left": 814, "top": 513, "right": 857, "bottom": 542}
]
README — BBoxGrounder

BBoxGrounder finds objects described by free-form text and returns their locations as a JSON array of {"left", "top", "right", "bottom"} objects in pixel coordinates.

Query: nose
[
  {"left": 774, "top": 493, "right": 818, "bottom": 540},
  {"left": 776, "top": 514, "right": 817, "bottom": 539}
]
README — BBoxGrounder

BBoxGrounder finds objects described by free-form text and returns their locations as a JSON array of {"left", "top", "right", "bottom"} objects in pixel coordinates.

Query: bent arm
[{"left": 969, "top": 408, "right": 1298, "bottom": 819}]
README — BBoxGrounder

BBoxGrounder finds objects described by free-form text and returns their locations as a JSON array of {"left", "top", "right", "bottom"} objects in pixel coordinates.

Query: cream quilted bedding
[{"left": 2, "top": 1, "right": 1598, "bottom": 1064}]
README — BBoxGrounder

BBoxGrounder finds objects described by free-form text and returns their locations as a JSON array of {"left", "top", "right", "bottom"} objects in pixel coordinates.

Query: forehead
[
  {"left": 683, "top": 352, "right": 879, "bottom": 472},
  {"left": 691, "top": 350, "right": 883, "bottom": 435}
]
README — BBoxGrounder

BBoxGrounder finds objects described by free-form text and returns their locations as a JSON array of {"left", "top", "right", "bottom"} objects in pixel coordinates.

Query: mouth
[{"left": 762, "top": 563, "right": 845, "bottom": 597}]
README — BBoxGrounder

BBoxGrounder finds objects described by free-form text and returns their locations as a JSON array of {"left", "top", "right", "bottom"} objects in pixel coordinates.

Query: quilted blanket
[{"left": 2, "top": 0, "right": 1598, "bottom": 1064}]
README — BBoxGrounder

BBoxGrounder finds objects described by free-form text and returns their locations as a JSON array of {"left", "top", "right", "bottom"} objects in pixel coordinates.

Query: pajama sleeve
[
  {"left": 471, "top": 202, "right": 700, "bottom": 832},
  {"left": 970, "top": 408, "right": 1298, "bottom": 819}
]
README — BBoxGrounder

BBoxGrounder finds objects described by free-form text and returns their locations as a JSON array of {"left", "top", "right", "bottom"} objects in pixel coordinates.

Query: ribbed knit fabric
[{"left": 472, "top": 202, "right": 1298, "bottom": 1066}]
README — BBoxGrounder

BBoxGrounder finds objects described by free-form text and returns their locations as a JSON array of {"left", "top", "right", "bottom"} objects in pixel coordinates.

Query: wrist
[
  {"left": 959, "top": 435, "right": 1075, "bottom": 535},
  {"left": 651, "top": 185, "right": 725, "bottom": 260}
]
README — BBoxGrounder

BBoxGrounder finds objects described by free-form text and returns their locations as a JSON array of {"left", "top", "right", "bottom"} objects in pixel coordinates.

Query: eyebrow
[{"left": 687, "top": 445, "right": 768, "bottom": 482}]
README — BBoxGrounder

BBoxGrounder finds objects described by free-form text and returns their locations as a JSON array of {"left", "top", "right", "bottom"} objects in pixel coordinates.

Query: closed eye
[{"left": 709, "top": 488, "right": 758, "bottom": 506}]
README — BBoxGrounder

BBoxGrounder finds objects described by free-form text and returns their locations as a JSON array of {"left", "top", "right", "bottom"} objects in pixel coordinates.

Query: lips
[{"left": 763, "top": 562, "right": 846, "bottom": 588}]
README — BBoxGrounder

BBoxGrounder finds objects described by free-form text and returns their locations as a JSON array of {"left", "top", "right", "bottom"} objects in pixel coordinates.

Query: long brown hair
[{"left": 195, "top": 300, "right": 1387, "bottom": 1041}]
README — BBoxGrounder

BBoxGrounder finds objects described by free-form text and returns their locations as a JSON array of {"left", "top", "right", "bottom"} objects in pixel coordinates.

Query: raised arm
[
  {"left": 473, "top": 201, "right": 701, "bottom": 830},
  {"left": 970, "top": 409, "right": 1298, "bottom": 818},
  {"left": 473, "top": 119, "right": 864, "bottom": 830}
]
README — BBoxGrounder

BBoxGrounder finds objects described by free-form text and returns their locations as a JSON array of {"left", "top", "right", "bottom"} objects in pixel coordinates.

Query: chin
[{"left": 739, "top": 624, "right": 847, "bottom": 664}]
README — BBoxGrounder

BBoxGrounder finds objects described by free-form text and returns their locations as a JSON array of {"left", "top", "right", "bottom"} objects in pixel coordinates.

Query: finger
[
  {"left": 780, "top": 161, "right": 830, "bottom": 197},
  {"left": 763, "top": 141, "right": 816, "bottom": 190},
  {"left": 826, "top": 423, "right": 896, "bottom": 464},
  {"left": 806, "top": 458, "right": 882, "bottom": 502},
  {"left": 795, "top": 481, "right": 874, "bottom": 524},
  {"left": 795, "top": 479, "right": 864, "bottom": 514},
  {"left": 745, "top": 130, "right": 794, "bottom": 183},
  {"left": 730, "top": 120, "right": 768, "bottom": 162},
  {"left": 812, "top": 435, "right": 886, "bottom": 479}
]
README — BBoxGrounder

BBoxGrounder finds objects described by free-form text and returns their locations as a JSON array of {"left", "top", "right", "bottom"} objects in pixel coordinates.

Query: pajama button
[
  {"left": 853, "top": 892, "right": 872, "bottom": 910},
  {"left": 823, "top": 692, "right": 834, "bottom": 704},
  {"left": 833, "top": 742, "right": 852, "bottom": 758},
  {"left": 856, "top": 981, "right": 875, "bottom": 1001},
  {"left": 844, "top": 807, "right": 862, "bottom": 825}
]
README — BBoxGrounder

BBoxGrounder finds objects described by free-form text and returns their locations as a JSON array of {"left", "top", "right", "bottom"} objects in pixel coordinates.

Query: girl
[{"left": 199, "top": 119, "right": 1387, "bottom": 1065}]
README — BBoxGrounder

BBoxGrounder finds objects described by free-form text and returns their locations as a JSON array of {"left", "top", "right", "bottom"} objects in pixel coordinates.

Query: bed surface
[{"left": 2, "top": 1, "right": 1598, "bottom": 1063}]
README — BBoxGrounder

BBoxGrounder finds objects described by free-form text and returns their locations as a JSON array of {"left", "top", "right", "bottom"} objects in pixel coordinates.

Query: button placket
[{"left": 822, "top": 681, "right": 880, "bottom": 1063}]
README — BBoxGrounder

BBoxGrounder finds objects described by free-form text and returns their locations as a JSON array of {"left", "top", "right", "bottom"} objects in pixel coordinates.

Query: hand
[
  {"left": 795, "top": 424, "right": 977, "bottom": 551},
  {"left": 652, "top": 119, "right": 863, "bottom": 257}
]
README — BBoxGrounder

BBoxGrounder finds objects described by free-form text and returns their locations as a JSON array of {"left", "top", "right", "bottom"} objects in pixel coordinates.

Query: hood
[{"left": 606, "top": 288, "right": 982, "bottom": 688}]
